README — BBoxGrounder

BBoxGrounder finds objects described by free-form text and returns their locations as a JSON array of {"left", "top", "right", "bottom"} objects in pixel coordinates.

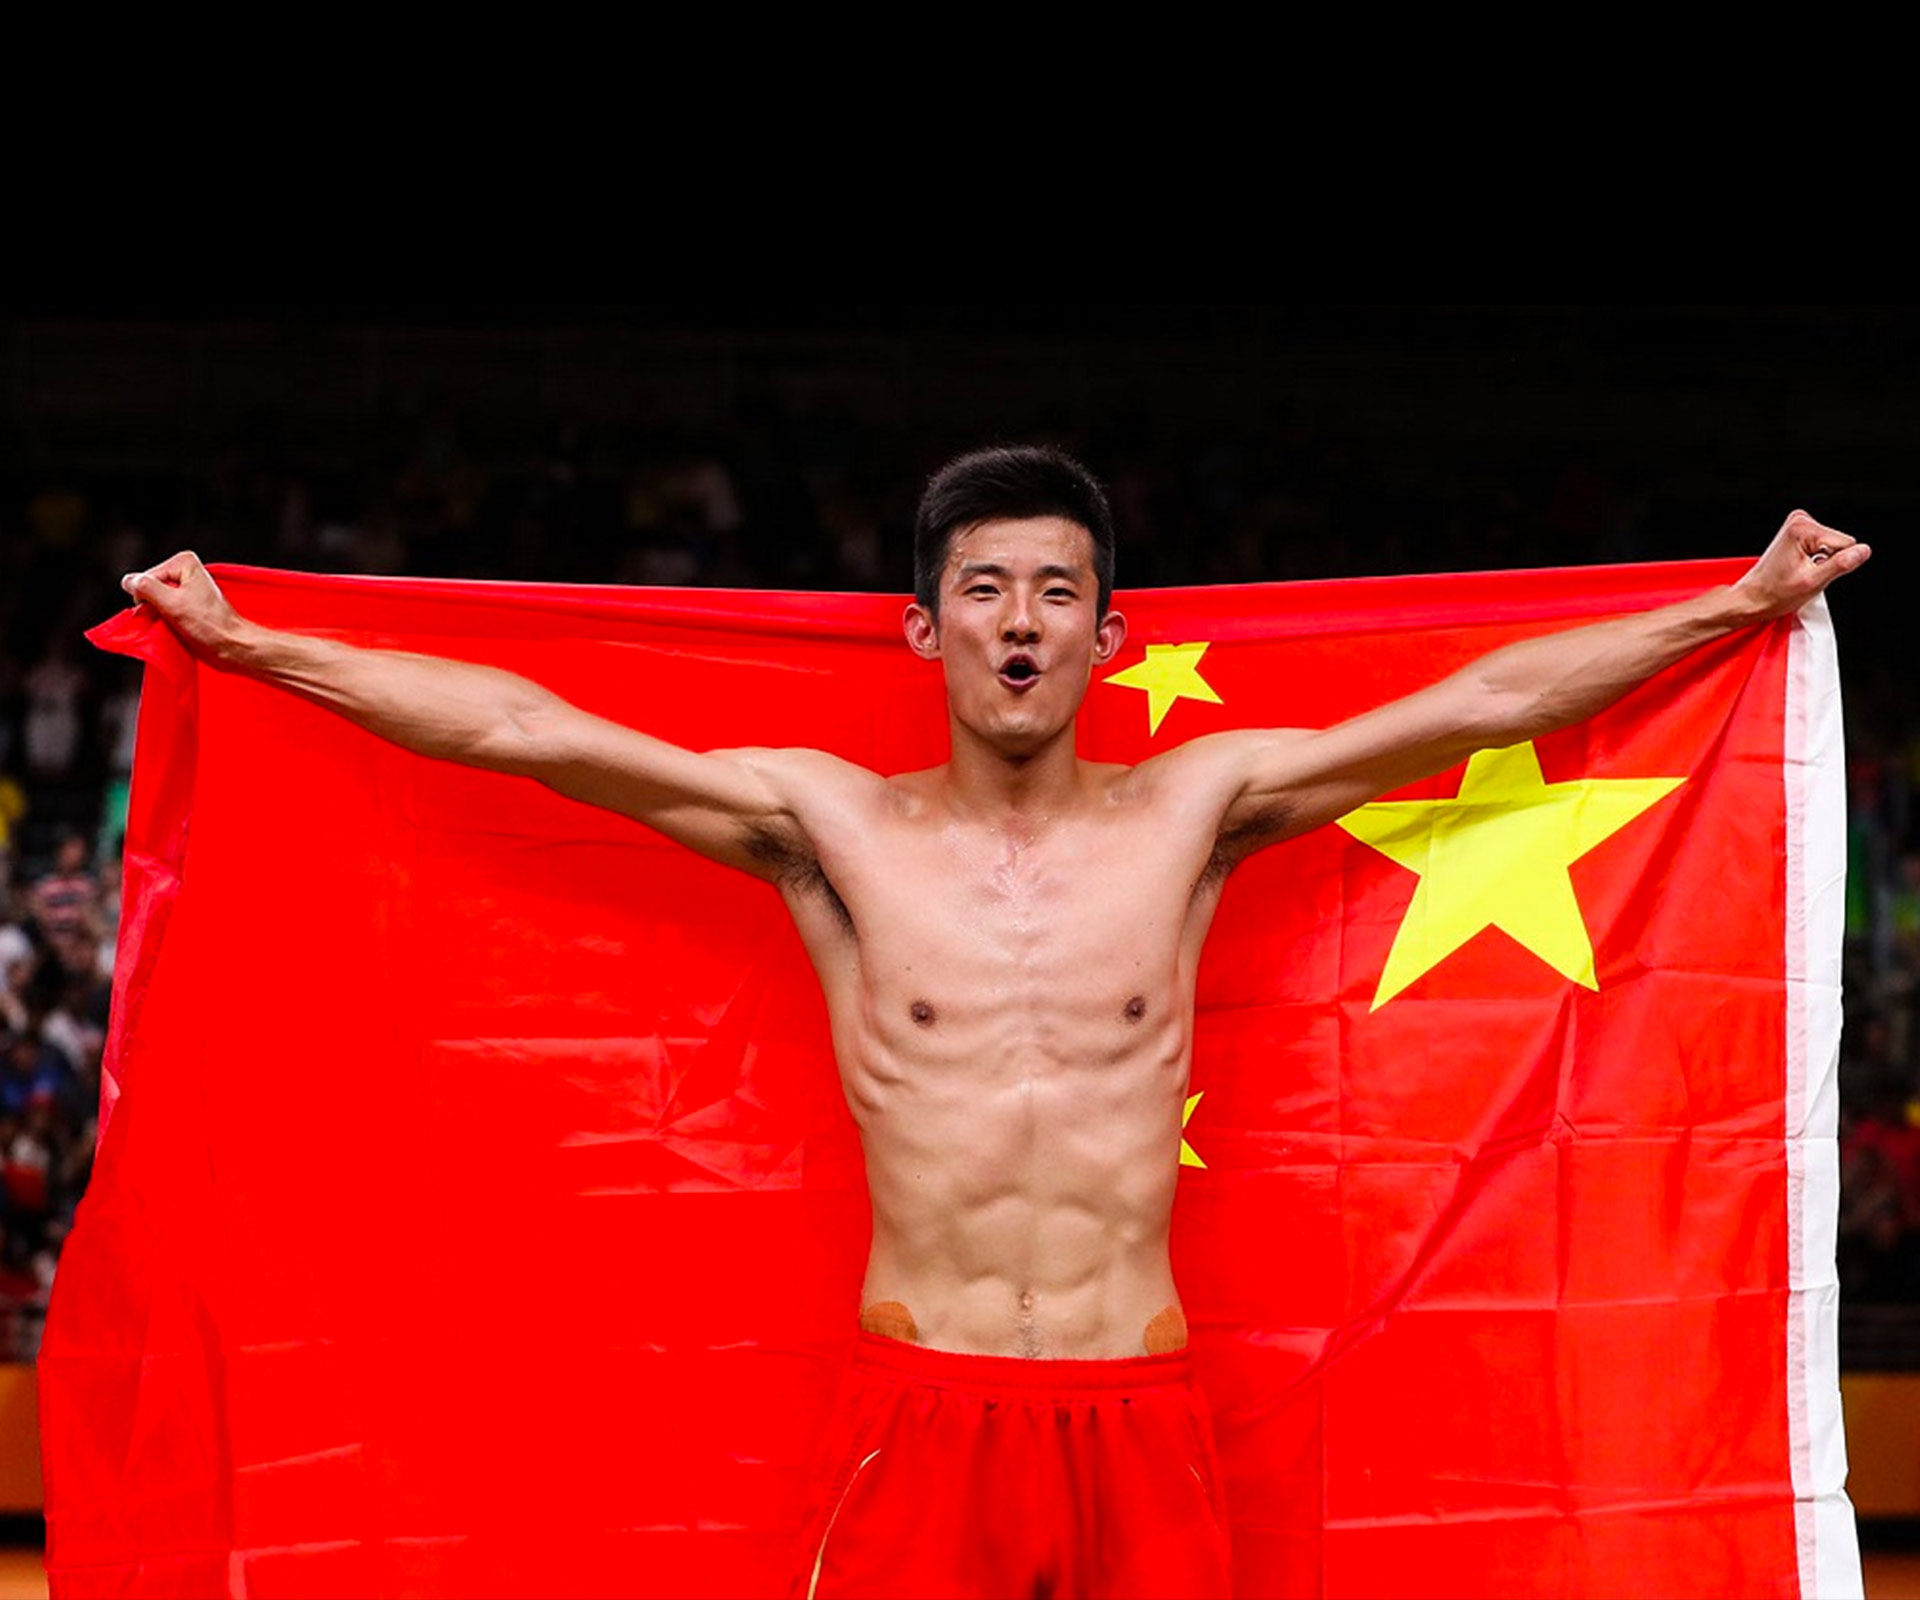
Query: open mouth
[{"left": 999, "top": 655, "right": 1041, "bottom": 689}]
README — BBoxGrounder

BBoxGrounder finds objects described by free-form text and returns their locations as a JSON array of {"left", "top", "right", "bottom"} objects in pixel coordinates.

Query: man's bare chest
[{"left": 799, "top": 807, "right": 1217, "bottom": 984}]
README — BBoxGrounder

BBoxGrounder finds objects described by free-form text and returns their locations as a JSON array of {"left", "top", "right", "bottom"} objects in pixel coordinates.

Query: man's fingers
[
  {"left": 1738, "top": 511, "right": 1869, "bottom": 614},
  {"left": 1778, "top": 510, "right": 1864, "bottom": 571},
  {"left": 122, "top": 553, "right": 206, "bottom": 604},
  {"left": 1834, "top": 543, "right": 1872, "bottom": 574},
  {"left": 1805, "top": 541, "right": 1872, "bottom": 596}
]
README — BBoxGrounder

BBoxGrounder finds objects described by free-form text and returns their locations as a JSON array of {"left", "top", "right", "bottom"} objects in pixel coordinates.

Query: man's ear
[
  {"left": 1093, "top": 609, "right": 1127, "bottom": 664},
  {"left": 903, "top": 601, "right": 941, "bottom": 660}
]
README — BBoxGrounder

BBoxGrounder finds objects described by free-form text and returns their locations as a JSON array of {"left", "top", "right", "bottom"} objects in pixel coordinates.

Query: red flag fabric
[{"left": 41, "top": 561, "right": 1858, "bottom": 1599}]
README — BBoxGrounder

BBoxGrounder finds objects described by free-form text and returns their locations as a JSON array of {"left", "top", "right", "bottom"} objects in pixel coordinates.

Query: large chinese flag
[{"left": 41, "top": 561, "right": 1857, "bottom": 1599}]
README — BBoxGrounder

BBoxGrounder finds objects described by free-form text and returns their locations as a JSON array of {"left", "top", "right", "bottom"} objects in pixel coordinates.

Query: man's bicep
[
  {"left": 1149, "top": 729, "right": 1322, "bottom": 855},
  {"left": 533, "top": 709, "right": 814, "bottom": 877},
  {"left": 1222, "top": 686, "right": 1500, "bottom": 842}
]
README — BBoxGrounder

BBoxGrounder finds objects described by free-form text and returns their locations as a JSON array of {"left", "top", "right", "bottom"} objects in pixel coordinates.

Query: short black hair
[{"left": 913, "top": 445, "right": 1115, "bottom": 617}]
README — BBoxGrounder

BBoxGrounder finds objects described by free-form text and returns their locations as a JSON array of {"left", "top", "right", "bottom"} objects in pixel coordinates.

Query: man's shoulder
[
  {"left": 734, "top": 746, "right": 898, "bottom": 823},
  {"left": 1126, "top": 728, "right": 1315, "bottom": 800},
  {"left": 734, "top": 745, "right": 882, "bottom": 787},
  {"left": 874, "top": 763, "right": 958, "bottom": 822}
]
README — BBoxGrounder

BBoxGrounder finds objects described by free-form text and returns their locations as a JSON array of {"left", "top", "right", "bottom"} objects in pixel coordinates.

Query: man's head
[
  {"left": 904, "top": 447, "right": 1126, "bottom": 757},
  {"left": 913, "top": 446, "right": 1116, "bottom": 620}
]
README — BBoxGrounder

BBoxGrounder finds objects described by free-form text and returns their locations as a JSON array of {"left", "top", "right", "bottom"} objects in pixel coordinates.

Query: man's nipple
[{"left": 910, "top": 999, "right": 935, "bottom": 1027}]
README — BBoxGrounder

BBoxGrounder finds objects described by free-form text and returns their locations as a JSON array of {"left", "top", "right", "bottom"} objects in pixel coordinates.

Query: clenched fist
[
  {"left": 121, "top": 552, "right": 250, "bottom": 664},
  {"left": 1730, "top": 511, "right": 1871, "bottom": 620}
]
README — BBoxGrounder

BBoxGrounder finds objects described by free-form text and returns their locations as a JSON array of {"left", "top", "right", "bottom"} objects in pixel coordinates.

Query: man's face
[{"left": 903, "top": 516, "right": 1125, "bottom": 756}]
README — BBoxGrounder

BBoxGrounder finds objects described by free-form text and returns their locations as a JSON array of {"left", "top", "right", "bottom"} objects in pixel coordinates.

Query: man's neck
[{"left": 940, "top": 717, "right": 1090, "bottom": 821}]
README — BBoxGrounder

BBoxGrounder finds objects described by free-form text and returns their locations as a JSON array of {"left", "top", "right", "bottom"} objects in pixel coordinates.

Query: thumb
[{"left": 1837, "top": 543, "right": 1872, "bottom": 572}]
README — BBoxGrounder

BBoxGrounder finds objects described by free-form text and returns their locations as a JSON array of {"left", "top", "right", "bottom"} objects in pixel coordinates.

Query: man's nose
[{"left": 1002, "top": 594, "right": 1040, "bottom": 640}]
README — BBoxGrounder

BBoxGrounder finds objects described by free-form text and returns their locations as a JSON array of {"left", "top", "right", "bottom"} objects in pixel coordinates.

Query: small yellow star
[
  {"left": 1337, "top": 741, "right": 1683, "bottom": 1011},
  {"left": 1180, "top": 1091, "right": 1207, "bottom": 1169},
  {"left": 1105, "top": 643, "right": 1223, "bottom": 735}
]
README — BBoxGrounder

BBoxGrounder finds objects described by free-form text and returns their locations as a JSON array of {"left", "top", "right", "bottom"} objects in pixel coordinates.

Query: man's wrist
[
  {"left": 1693, "top": 582, "right": 1777, "bottom": 634},
  {"left": 214, "top": 616, "right": 274, "bottom": 674}
]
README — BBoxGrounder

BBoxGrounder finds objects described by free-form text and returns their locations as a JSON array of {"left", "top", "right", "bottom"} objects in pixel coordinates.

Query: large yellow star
[
  {"left": 1104, "top": 643, "right": 1223, "bottom": 735},
  {"left": 1180, "top": 1092, "right": 1206, "bottom": 1169},
  {"left": 1336, "top": 741, "right": 1683, "bottom": 1011}
]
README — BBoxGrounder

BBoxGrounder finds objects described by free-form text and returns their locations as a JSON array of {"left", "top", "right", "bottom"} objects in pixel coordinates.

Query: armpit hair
[
  {"left": 742, "top": 822, "right": 855, "bottom": 934},
  {"left": 1201, "top": 797, "right": 1297, "bottom": 888}
]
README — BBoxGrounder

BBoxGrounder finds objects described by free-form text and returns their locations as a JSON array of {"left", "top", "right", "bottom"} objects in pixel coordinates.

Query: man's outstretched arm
[
  {"left": 1198, "top": 510, "right": 1870, "bottom": 847},
  {"left": 120, "top": 552, "right": 837, "bottom": 879}
]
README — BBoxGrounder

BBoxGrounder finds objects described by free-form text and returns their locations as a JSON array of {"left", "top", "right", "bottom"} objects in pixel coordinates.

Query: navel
[
  {"left": 1123, "top": 995, "right": 1147, "bottom": 1023},
  {"left": 909, "top": 999, "right": 935, "bottom": 1027}
]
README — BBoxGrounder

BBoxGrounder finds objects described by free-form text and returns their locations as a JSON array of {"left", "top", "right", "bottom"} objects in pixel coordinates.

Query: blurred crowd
[
  {"left": 1842, "top": 745, "right": 1920, "bottom": 1306},
  {"left": 3, "top": 393, "right": 1917, "bottom": 1357},
  {"left": 0, "top": 829, "right": 106, "bottom": 1358}
]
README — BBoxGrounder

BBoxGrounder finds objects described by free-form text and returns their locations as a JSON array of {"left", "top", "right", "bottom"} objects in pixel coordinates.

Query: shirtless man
[{"left": 123, "top": 447, "right": 1868, "bottom": 1599}]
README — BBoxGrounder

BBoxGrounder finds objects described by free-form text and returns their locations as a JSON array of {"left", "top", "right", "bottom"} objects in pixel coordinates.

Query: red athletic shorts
[{"left": 791, "top": 1333, "right": 1232, "bottom": 1600}]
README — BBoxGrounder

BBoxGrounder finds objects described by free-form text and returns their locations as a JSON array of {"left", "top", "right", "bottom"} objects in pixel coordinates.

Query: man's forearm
[
  {"left": 219, "top": 620, "right": 559, "bottom": 773},
  {"left": 1467, "top": 581, "right": 1770, "bottom": 746}
]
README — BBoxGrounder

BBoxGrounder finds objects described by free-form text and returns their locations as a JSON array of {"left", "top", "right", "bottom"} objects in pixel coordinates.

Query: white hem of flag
[{"left": 1786, "top": 597, "right": 1862, "bottom": 1600}]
